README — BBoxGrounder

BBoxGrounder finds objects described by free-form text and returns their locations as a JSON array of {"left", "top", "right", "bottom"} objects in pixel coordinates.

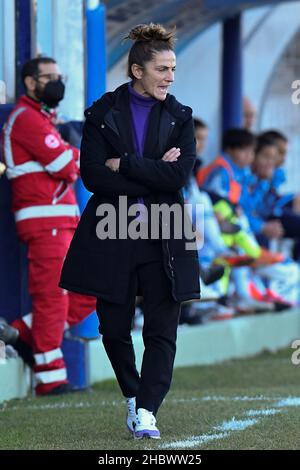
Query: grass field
[{"left": 1, "top": 348, "right": 300, "bottom": 450}]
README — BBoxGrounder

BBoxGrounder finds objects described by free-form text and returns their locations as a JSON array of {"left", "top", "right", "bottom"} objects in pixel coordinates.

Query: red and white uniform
[
  {"left": 2, "top": 95, "right": 96, "bottom": 395},
  {"left": 2, "top": 95, "right": 80, "bottom": 237}
]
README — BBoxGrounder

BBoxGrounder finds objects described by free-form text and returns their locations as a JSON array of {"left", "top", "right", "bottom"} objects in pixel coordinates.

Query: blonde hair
[{"left": 124, "top": 23, "right": 176, "bottom": 80}]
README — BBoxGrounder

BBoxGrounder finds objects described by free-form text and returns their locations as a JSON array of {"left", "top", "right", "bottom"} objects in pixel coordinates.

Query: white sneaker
[
  {"left": 134, "top": 408, "right": 161, "bottom": 439},
  {"left": 126, "top": 397, "right": 136, "bottom": 434}
]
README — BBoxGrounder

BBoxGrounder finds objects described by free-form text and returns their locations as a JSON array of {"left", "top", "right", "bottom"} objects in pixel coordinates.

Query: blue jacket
[
  {"left": 271, "top": 167, "right": 286, "bottom": 190},
  {"left": 202, "top": 153, "right": 254, "bottom": 208},
  {"left": 244, "top": 176, "right": 294, "bottom": 234}
]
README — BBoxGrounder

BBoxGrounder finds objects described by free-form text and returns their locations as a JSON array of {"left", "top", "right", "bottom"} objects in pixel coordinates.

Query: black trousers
[{"left": 96, "top": 238, "right": 181, "bottom": 415}]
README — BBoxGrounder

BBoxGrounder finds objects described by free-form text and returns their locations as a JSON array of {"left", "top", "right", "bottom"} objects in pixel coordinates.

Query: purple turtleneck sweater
[{"left": 128, "top": 83, "right": 157, "bottom": 222}]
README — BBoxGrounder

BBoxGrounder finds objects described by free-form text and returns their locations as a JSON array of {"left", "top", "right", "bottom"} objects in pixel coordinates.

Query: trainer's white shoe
[
  {"left": 134, "top": 408, "right": 161, "bottom": 439},
  {"left": 126, "top": 397, "right": 136, "bottom": 434}
]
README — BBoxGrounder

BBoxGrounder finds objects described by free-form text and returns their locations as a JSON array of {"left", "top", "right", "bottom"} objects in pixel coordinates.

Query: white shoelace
[{"left": 137, "top": 408, "right": 156, "bottom": 426}]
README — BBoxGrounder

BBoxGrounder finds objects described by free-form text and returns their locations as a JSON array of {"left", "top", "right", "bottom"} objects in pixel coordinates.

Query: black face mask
[{"left": 35, "top": 79, "right": 65, "bottom": 108}]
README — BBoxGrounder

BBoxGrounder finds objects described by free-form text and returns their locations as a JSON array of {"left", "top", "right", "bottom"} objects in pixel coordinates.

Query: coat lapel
[
  {"left": 102, "top": 86, "right": 177, "bottom": 159},
  {"left": 103, "top": 87, "right": 135, "bottom": 155},
  {"left": 143, "top": 102, "right": 161, "bottom": 160},
  {"left": 143, "top": 101, "right": 177, "bottom": 160},
  {"left": 112, "top": 108, "right": 135, "bottom": 154}
]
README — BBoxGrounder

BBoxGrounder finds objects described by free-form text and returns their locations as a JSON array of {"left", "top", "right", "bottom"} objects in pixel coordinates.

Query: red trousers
[{"left": 12, "top": 228, "right": 96, "bottom": 395}]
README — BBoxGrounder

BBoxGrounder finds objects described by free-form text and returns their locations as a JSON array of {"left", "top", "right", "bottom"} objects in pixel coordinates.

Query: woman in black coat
[{"left": 60, "top": 23, "right": 200, "bottom": 439}]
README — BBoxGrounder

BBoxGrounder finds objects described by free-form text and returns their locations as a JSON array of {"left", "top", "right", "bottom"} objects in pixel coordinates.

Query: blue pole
[
  {"left": 75, "top": 2, "right": 107, "bottom": 216},
  {"left": 86, "top": 1, "right": 107, "bottom": 106},
  {"left": 14, "top": 0, "right": 34, "bottom": 319},
  {"left": 71, "top": 1, "right": 107, "bottom": 339},
  {"left": 75, "top": 1, "right": 107, "bottom": 214},
  {"left": 222, "top": 14, "right": 242, "bottom": 133},
  {"left": 15, "top": 0, "right": 33, "bottom": 97}
]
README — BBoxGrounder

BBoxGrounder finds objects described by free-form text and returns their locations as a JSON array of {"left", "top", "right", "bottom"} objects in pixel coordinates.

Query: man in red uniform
[{"left": 0, "top": 57, "right": 96, "bottom": 395}]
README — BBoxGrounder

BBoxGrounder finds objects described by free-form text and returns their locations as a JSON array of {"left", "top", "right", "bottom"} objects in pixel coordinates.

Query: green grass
[{"left": 1, "top": 348, "right": 300, "bottom": 450}]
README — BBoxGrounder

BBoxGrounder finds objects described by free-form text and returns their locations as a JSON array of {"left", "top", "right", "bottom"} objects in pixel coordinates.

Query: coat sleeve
[
  {"left": 80, "top": 119, "right": 151, "bottom": 197},
  {"left": 119, "top": 117, "right": 196, "bottom": 192}
]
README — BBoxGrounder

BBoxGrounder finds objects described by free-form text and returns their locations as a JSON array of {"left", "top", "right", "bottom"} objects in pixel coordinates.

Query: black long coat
[{"left": 59, "top": 83, "right": 201, "bottom": 304}]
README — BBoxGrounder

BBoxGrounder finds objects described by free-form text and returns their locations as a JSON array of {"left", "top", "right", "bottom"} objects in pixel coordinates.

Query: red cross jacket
[{"left": 1, "top": 95, "right": 80, "bottom": 238}]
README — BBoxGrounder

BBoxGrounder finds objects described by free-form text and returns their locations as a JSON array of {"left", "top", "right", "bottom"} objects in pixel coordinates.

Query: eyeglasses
[{"left": 34, "top": 73, "right": 68, "bottom": 83}]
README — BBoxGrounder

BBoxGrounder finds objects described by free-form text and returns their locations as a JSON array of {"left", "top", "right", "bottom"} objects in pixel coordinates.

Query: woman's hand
[
  {"left": 162, "top": 147, "right": 181, "bottom": 162},
  {"left": 105, "top": 158, "right": 120, "bottom": 172}
]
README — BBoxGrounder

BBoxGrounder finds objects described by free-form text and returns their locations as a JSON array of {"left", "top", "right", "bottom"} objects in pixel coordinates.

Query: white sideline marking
[
  {"left": 161, "top": 418, "right": 259, "bottom": 449},
  {"left": 3, "top": 395, "right": 300, "bottom": 413},
  {"left": 201, "top": 395, "right": 283, "bottom": 402},
  {"left": 160, "top": 433, "right": 229, "bottom": 449},
  {"left": 0, "top": 400, "right": 121, "bottom": 412},
  {"left": 160, "top": 396, "right": 300, "bottom": 450},
  {"left": 214, "top": 417, "right": 258, "bottom": 432},
  {"left": 2, "top": 393, "right": 300, "bottom": 450},
  {"left": 275, "top": 397, "right": 300, "bottom": 407},
  {"left": 245, "top": 408, "right": 282, "bottom": 417}
]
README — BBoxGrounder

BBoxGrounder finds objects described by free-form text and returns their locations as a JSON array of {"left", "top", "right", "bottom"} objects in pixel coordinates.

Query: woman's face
[
  {"left": 195, "top": 127, "right": 209, "bottom": 155},
  {"left": 132, "top": 50, "right": 176, "bottom": 101},
  {"left": 253, "top": 145, "right": 277, "bottom": 180}
]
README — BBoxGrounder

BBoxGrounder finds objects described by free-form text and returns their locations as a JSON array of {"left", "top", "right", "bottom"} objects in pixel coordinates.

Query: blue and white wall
[
  {"left": 0, "top": 0, "right": 15, "bottom": 102},
  {"left": 3, "top": 0, "right": 300, "bottom": 191},
  {"left": 36, "top": 0, "right": 85, "bottom": 120}
]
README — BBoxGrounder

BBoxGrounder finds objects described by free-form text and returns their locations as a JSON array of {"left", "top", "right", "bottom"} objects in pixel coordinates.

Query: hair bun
[{"left": 125, "top": 23, "right": 176, "bottom": 47}]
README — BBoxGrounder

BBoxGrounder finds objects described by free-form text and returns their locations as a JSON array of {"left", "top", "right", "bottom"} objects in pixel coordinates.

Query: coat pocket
[{"left": 172, "top": 255, "right": 200, "bottom": 300}]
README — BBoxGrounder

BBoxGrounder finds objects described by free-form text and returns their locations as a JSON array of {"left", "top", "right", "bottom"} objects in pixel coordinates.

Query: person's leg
[
  {"left": 96, "top": 271, "right": 140, "bottom": 399},
  {"left": 0, "top": 317, "right": 34, "bottom": 366},
  {"left": 28, "top": 230, "right": 71, "bottom": 395},
  {"left": 31, "top": 290, "right": 69, "bottom": 395},
  {"left": 278, "top": 210, "right": 300, "bottom": 239},
  {"left": 9, "top": 313, "right": 35, "bottom": 366},
  {"left": 11, "top": 314, "right": 33, "bottom": 347},
  {"left": 292, "top": 193, "right": 300, "bottom": 214},
  {"left": 136, "top": 257, "right": 181, "bottom": 415},
  {"left": 67, "top": 292, "right": 97, "bottom": 329},
  {"left": 56, "top": 228, "right": 97, "bottom": 329}
]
